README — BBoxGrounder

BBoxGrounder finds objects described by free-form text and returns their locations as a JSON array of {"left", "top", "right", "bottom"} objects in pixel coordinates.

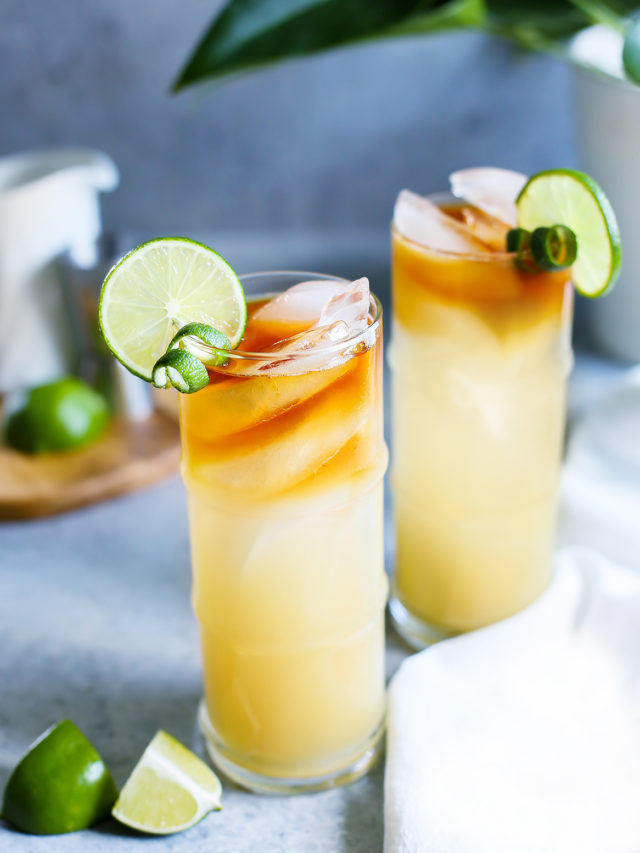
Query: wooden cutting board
[{"left": 0, "top": 411, "right": 181, "bottom": 520}]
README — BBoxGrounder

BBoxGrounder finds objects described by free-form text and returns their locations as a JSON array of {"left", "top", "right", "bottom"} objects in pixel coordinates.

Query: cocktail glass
[
  {"left": 389, "top": 193, "right": 574, "bottom": 647},
  {"left": 179, "top": 271, "right": 388, "bottom": 793}
]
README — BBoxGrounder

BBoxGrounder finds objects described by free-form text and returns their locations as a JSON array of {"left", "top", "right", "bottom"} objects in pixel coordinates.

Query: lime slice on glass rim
[
  {"left": 516, "top": 169, "right": 621, "bottom": 298},
  {"left": 98, "top": 238, "right": 246, "bottom": 385},
  {"left": 111, "top": 731, "right": 222, "bottom": 836}
]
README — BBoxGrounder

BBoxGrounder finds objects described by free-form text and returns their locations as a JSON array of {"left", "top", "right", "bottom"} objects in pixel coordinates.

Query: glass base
[
  {"left": 389, "top": 594, "right": 457, "bottom": 649},
  {"left": 198, "top": 701, "right": 385, "bottom": 795}
]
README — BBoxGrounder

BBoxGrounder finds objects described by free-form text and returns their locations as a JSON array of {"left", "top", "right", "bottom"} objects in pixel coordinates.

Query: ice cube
[
  {"left": 230, "top": 321, "right": 350, "bottom": 377},
  {"left": 458, "top": 206, "right": 510, "bottom": 252},
  {"left": 268, "top": 321, "right": 350, "bottom": 353},
  {"left": 394, "top": 190, "right": 490, "bottom": 255},
  {"left": 232, "top": 278, "right": 372, "bottom": 377},
  {"left": 251, "top": 279, "right": 347, "bottom": 329},
  {"left": 449, "top": 167, "right": 527, "bottom": 226},
  {"left": 319, "top": 277, "right": 370, "bottom": 334}
]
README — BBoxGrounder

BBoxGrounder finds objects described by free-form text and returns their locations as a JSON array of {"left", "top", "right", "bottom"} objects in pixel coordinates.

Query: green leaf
[
  {"left": 488, "top": 0, "right": 638, "bottom": 37},
  {"left": 173, "top": 0, "right": 640, "bottom": 92},
  {"left": 623, "top": 15, "right": 640, "bottom": 82},
  {"left": 486, "top": 1, "right": 587, "bottom": 39},
  {"left": 481, "top": 0, "right": 637, "bottom": 60},
  {"left": 173, "top": 0, "right": 484, "bottom": 91},
  {"left": 374, "top": 0, "right": 485, "bottom": 37}
]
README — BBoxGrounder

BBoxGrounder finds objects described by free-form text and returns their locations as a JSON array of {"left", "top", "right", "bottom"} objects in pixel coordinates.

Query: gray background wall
[{"left": 1, "top": 0, "right": 576, "bottom": 244}]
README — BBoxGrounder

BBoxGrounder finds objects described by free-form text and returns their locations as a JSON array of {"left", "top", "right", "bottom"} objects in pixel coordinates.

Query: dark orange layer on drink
[
  {"left": 179, "top": 298, "right": 384, "bottom": 502},
  {"left": 393, "top": 202, "right": 573, "bottom": 333}
]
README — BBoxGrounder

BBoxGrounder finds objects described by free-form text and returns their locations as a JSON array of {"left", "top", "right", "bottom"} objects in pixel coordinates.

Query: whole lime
[
  {"left": 4, "top": 377, "right": 110, "bottom": 454},
  {"left": 1, "top": 719, "right": 118, "bottom": 835}
]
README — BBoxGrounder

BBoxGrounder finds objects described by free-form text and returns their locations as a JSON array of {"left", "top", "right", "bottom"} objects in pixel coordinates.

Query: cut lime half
[
  {"left": 99, "top": 238, "right": 246, "bottom": 381},
  {"left": 111, "top": 731, "right": 221, "bottom": 835},
  {"left": 516, "top": 169, "right": 621, "bottom": 298}
]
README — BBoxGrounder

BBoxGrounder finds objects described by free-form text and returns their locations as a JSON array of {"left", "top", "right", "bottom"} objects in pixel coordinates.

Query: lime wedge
[
  {"left": 111, "top": 731, "right": 222, "bottom": 835},
  {"left": 1, "top": 720, "right": 117, "bottom": 835},
  {"left": 516, "top": 169, "right": 621, "bottom": 298},
  {"left": 98, "top": 238, "right": 246, "bottom": 381}
]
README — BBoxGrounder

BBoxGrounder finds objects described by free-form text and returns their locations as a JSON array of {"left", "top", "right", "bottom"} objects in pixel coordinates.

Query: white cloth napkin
[
  {"left": 385, "top": 365, "right": 640, "bottom": 851},
  {"left": 384, "top": 548, "right": 640, "bottom": 853}
]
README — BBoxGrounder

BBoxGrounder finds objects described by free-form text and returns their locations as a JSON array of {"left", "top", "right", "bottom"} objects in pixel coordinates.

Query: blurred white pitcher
[
  {"left": 0, "top": 148, "right": 118, "bottom": 394},
  {"left": 572, "top": 27, "right": 640, "bottom": 363}
]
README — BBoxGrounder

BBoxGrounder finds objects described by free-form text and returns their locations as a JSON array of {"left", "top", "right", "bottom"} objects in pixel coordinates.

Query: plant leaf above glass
[{"left": 172, "top": 0, "right": 640, "bottom": 91}]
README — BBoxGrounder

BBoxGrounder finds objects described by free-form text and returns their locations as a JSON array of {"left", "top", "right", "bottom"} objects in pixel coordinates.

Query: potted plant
[{"left": 172, "top": 0, "right": 640, "bottom": 361}]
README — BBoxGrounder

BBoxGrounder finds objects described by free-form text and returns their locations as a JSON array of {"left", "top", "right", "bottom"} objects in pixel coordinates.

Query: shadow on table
[{"left": 341, "top": 757, "right": 385, "bottom": 853}]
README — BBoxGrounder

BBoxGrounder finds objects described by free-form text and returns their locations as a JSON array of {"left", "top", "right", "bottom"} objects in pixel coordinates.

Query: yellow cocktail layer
[
  {"left": 392, "top": 229, "right": 572, "bottom": 633},
  {"left": 187, "top": 477, "right": 387, "bottom": 778}
]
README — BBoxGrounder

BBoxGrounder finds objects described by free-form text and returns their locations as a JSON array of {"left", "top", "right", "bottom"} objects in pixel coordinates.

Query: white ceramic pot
[{"left": 573, "top": 66, "right": 640, "bottom": 362}]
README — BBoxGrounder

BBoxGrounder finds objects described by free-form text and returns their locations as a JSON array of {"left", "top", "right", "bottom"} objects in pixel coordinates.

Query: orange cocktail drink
[
  {"left": 179, "top": 272, "right": 387, "bottom": 793},
  {"left": 389, "top": 193, "right": 573, "bottom": 646}
]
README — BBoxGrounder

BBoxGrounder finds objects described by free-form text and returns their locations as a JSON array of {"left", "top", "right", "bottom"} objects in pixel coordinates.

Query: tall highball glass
[{"left": 179, "top": 272, "right": 388, "bottom": 793}]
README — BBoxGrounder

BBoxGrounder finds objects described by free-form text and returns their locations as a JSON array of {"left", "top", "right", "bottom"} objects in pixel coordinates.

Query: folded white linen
[{"left": 384, "top": 548, "right": 640, "bottom": 853}]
